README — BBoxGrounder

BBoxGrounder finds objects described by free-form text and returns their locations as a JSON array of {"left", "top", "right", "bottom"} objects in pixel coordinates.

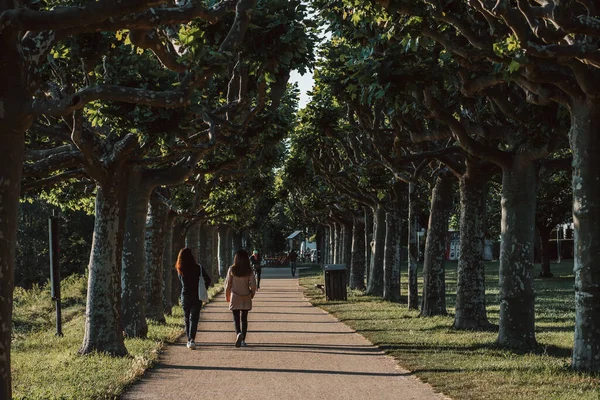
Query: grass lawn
[
  {"left": 11, "top": 275, "right": 223, "bottom": 400},
  {"left": 300, "top": 261, "right": 600, "bottom": 400}
]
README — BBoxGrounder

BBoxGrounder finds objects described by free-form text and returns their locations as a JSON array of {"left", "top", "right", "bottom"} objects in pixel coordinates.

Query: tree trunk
[
  {"left": 208, "top": 225, "right": 219, "bottom": 281},
  {"left": 383, "top": 210, "right": 402, "bottom": 302},
  {"left": 218, "top": 225, "right": 229, "bottom": 278},
  {"left": 342, "top": 220, "right": 352, "bottom": 283},
  {"left": 80, "top": 182, "right": 128, "bottom": 356},
  {"left": 364, "top": 207, "right": 373, "bottom": 287},
  {"left": 233, "top": 231, "right": 243, "bottom": 253},
  {"left": 171, "top": 219, "right": 185, "bottom": 306},
  {"left": 0, "top": 70, "right": 30, "bottom": 397},
  {"left": 350, "top": 214, "right": 366, "bottom": 290},
  {"left": 537, "top": 227, "right": 553, "bottom": 278},
  {"left": 120, "top": 170, "right": 150, "bottom": 338},
  {"left": 316, "top": 226, "right": 324, "bottom": 265},
  {"left": 162, "top": 211, "right": 176, "bottom": 315},
  {"left": 327, "top": 224, "right": 334, "bottom": 264},
  {"left": 366, "top": 205, "right": 385, "bottom": 296},
  {"left": 407, "top": 182, "right": 420, "bottom": 310},
  {"left": 198, "top": 223, "right": 208, "bottom": 270},
  {"left": 186, "top": 221, "right": 200, "bottom": 260},
  {"left": 144, "top": 190, "right": 167, "bottom": 323},
  {"left": 570, "top": 100, "right": 600, "bottom": 371},
  {"left": 454, "top": 159, "right": 491, "bottom": 329},
  {"left": 497, "top": 156, "right": 537, "bottom": 348},
  {"left": 421, "top": 173, "right": 453, "bottom": 317}
]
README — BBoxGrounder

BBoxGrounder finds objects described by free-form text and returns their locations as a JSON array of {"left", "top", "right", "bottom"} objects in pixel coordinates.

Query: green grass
[
  {"left": 11, "top": 275, "right": 224, "bottom": 399},
  {"left": 300, "top": 261, "right": 600, "bottom": 400}
]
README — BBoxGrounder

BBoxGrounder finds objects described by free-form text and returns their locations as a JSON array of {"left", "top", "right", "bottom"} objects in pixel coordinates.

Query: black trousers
[
  {"left": 232, "top": 309, "right": 249, "bottom": 338},
  {"left": 183, "top": 301, "right": 202, "bottom": 341},
  {"left": 253, "top": 266, "right": 262, "bottom": 288}
]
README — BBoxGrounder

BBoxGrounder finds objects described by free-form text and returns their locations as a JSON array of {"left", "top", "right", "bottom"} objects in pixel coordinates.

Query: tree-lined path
[{"left": 123, "top": 268, "right": 449, "bottom": 400}]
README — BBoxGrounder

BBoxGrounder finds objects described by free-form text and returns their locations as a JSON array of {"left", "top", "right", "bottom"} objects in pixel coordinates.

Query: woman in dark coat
[{"left": 175, "top": 247, "right": 212, "bottom": 350}]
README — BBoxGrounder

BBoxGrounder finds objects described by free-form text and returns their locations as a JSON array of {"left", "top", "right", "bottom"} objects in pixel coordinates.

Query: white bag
[{"left": 198, "top": 267, "right": 209, "bottom": 303}]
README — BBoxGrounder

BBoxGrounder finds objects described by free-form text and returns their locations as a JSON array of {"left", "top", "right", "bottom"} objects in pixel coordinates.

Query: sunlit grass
[
  {"left": 11, "top": 276, "right": 223, "bottom": 399},
  {"left": 300, "top": 261, "right": 600, "bottom": 400}
]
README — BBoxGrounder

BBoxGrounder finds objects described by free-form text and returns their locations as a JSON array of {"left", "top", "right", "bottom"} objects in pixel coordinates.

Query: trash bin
[{"left": 324, "top": 264, "right": 347, "bottom": 301}]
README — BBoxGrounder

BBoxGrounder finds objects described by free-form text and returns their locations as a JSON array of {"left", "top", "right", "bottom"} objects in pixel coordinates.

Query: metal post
[{"left": 49, "top": 211, "right": 63, "bottom": 337}]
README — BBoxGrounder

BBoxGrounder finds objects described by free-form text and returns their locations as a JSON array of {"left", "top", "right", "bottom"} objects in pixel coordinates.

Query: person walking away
[
  {"left": 250, "top": 249, "right": 262, "bottom": 289},
  {"left": 225, "top": 249, "right": 257, "bottom": 347},
  {"left": 289, "top": 249, "right": 298, "bottom": 277},
  {"left": 175, "top": 247, "right": 212, "bottom": 350}
]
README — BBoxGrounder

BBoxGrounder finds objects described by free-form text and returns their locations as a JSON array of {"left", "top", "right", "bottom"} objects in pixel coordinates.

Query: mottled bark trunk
[
  {"left": 454, "top": 159, "right": 491, "bottom": 329},
  {"left": 145, "top": 191, "right": 167, "bottom": 323},
  {"left": 383, "top": 211, "right": 402, "bottom": 302},
  {"left": 327, "top": 224, "right": 334, "bottom": 264},
  {"left": 121, "top": 170, "right": 150, "bottom": 338},
  {"left": 366, "top": 205, "right": 385, "bottom": 296},
  {"left": 186, "top": 221, "right": 200, "bottom": 261},
  {"left": 350, "top": 215, "right": 366, "bottom": 290},
  {"left": 80, "top": 182, "right": 128, "bottom": 356},
  {"left": 497, "top": 157, "right": 537, "bottom": 348},
  {"left": 171, "top": 220, "right": 185, "bottom": 305},
  {"left": 331, "top": 222, "right": 338, "bottom": 264},
  {"left": 0, "top": 42, "right": 30, "bottom": 394},
  {"left": 407, "top": 182, "right": 420, "bottom": 310},
  {"left": 421, "top": 173, "right": 453, "bottom": 317},
  {"left": 571, "top": 100, "right": 600, "bottom": 371},
  {"left": 162, "top": 211, "right": 176, "bottom": 315},
  {"left": 316, "top": 227, "right": 324, "bottom": 265},
  {"left": 198, "top": 223, "right": 208, "bottom": 270},
  {"left": 538, "top": 227, "right": 553, "bottom": 278},
  {"left": 342, "top": 221, "right": 352, "bottom": 283},
  {"left": 211, "top": 226, "right": 219, "bottom": 280},
  {"left": 218, "top": 225, "right": 229, "bottom": 278},
  {"left": 233, "top": 231, "right": 243, "bottom": 253},
  {"left": 364, "top": 207, "right": 373, "bottom": 287}
]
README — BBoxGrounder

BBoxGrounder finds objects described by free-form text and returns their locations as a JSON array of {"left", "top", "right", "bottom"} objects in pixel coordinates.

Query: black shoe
[{"left": 235, "top": 333, "right": 243, "bottom": 348}]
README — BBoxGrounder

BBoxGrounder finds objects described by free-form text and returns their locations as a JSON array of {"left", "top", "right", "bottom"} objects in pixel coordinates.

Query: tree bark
[
  {"left": 218, "top": 224, "right": 229, "bottom": 278},
  {"left": 421, "top": 173, "right": 453, "bottom": 317},
  {"left": 350, "top": 214, "right": 366, "bottom": 290},
  {"left": 497, "top": 156, "right": 537, "bottom": 348},
  {"left": 364, "top": 207, "right": 373, "bottom": 287},
  {"left": 0, "top": 24, "right": 32, "bottom": 395},
  {"left": 366, "top": 205, "right": 385, "bottom": 296},
  {"left": 144, "top": 190, "right": 167, "bottom": 323},
  {"left": 233, "top": 231, "right": 243, "bottom": 253},
  {"left": 80, "top": 181, "right": 128, "bottom": 356},
  {"left": 171, "top": 219, "right": 185, "bottom": 306},
  {"left": 186, "top": 221, "right": 200, "bottom": 260},
  {"left": 162, "top": 211, "right": 176, "bottom": 315},
  {"left": 342, "top": 220, "right": 353, "bottom": 283},
  {"left": 571, "top": 100, "right": 600, "bottom": 371},
  {"left": 454, "top": 159, "right": 491, "bottom": 329},
  {"left": 407, "top": 182, "right": 420, "bottom": 310},
  {"left": 383, "top": 210, "right": 402, "bottom": 302},
  {"left": 120, "top": 169, "right": 150, "bottom": 338},
  {"left": 327, "top": 224, "right": 335, "bottom": 264},
  {"left": 538, "top": 227, "right": 553, "bottom": 278}
]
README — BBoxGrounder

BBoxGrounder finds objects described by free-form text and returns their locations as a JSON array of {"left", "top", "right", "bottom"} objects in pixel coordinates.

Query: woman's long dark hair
[
  {"left": 231, "top": 249, "right": 253, "bottom": 277},
  {"left": 175, "top": 248, "right": 196, "bottom": 276}
]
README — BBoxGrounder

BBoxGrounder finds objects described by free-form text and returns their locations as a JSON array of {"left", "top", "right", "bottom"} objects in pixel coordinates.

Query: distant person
[
  {"left": 289, "top": 249, "right": 298, "bottom": 277},
  {"left": 225, "top": 249, "right": 257, "bottom": 347},
  {"left": 175, "top": 248, "right": 212, "bottom": 350},
  {"left": 250, "top": 249, "right": 262, "bottom": 289}
]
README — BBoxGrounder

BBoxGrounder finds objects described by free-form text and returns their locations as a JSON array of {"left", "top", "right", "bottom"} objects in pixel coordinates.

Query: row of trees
[
  {"left": 0, "top": 0, "right": 315, "bottom": 398},
  {"left": 281, "top": 0, "right": 596, "bottom": 373}
]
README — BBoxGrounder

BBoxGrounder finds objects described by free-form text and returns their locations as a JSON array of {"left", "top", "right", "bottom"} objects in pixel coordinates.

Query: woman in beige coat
[{"left": 225, "top": 249, "right": 257, "bottom": 347}]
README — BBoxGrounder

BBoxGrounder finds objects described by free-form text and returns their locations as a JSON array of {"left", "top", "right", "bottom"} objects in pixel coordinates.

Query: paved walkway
[{"left": 123, "top": 268, "right": 449, "bottom": 400}]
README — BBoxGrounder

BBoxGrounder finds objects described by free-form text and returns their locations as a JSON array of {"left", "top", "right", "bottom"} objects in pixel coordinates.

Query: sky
[{"left": 290, "top": 69, "right": 315, "bottom": 109}]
